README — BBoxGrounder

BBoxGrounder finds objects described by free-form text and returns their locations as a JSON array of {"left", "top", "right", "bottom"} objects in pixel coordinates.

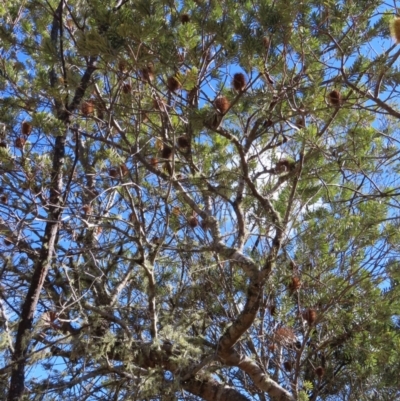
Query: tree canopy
[{"left": 1, "top": 0, "right": 400, "bottom": 400}]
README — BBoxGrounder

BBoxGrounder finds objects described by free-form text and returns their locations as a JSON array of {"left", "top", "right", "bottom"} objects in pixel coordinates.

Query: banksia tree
[{"left": 1, "top": 2, "right": 400, "bottom": 401}]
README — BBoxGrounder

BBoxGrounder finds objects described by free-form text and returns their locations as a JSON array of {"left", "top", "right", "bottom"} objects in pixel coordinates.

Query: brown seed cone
[
  {"left": 288, "top": 277, "right": 301, "bottom": 293},
  {"left": 81, "top": 204, "right": 92, "bottom": 215},
  {"left": 81, "top": 101, "right": 94, "bottom": 115},
  {"left": 172, "top": 207, "right": 180, "bottom": 216},
  {"left": 150, "top": 157, "right": 159, "bottom": 167},
  {"left": 167, "top": 76, "right": 181, "bottom": 92},
  {"left": 181, "top": 13, "right": 190, "bottom": 24},
  {"left": 161, "top": 145, "right": 173, "bottom": 159},
  {"left": 177, "top": 135, "right": 190, "bottom": 149},
  {"left": 315, "top": 366, "right": 325, "bottom": 378},
  {"left": 15, "top": 137, "right": 26, "bottom": 149},
  {"left": 232, "top": 73, "right": 246, "bottom": 92},
  {"left": 118, "top": 59, "right": 128, "bottom": 73},
  {"left": 215, "top": 96, "right": 230, "bottom": 114},
  {"left": 119, "top": 164, "right": 128, "bottom": 176},
  {"left": 0, "top": 142, "right": 6, "bottom": 148},
  {"left": 0, "top": 194, "right": 8, "bottom": 204},
  {"left": 269, "top": 304, "right": 276, "bottom": 316},
  {"left": 283, "top": 361, "right": 292, "bottom": 372},
  {"left": 188, "top": 216, "right": 199, "bottom": 228},
  {"left": 296, "top": 116, "right": 305, "bottom": 128},
  {"left": 129, "top": 212, "right": 137, "bottom": 223},
  {"left": 275, "top": 159, "right": 294, "bottom": 173},
  {"left": 109, "top": 168, "right": 119, "bottom": 178},
  {"left": 22, "top": 122, "right": 32, "bottom": 136},
  {"left": 142, "top": 63, "right": 154, "bottom": 83},
  {"left": 328, "top": 90, "right": 341, "bottom": 106},
  {"left": 391, "top": 18, "right": 400, "bottom": 43},
  {"left": 122, "top": 83, "right": 132, "bottom": 94},
  {"left": 303, "top": 308, "right": 317, "bottom": 325},
  {"left": 263, "top": 36, "right": 270, "bottom": 48}
]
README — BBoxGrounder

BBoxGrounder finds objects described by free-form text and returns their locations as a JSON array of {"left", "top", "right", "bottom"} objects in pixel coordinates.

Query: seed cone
[
  {"left": 283, "top": 361, "right": 292, "bottom": 372},
  {"left": 109, "top": 169, "right": 118, "bottom": 178},
  {"left": 167, "top": 76, "right": 181, "bottom": 92},
  {"left": 177, "top": 135, "right": 190, "bottom": 149},
  {"left": 81, "top": 101, "right": 94, "bottom": 115},
  {"left": 288, "top": 277, "right": 301, "bottom": 293},
  {"left": 122, "top": 83, "right": 131, "bottom": 94},
  {"left": 81, "top": 204, "right": 92, "bottom": 214},
  {"left": 15, "top": 137, "right": 26, "bottom": 149},
  {"left": 232, "top": 73, "right": 246, "bottom": 92},
  {"left": 328, "top": 90, "right": 341, "bottom": 106},
  {"left": 315, "top": 366, "right": 325, "bottom": 378},
  {"left": 22, "top": 122, "right": 32, "bottom": 136},
  {"left": 161, "top": 145, "right": 173, "bottom": 159},
  {"left": 181, "top": 13, "right": 190, "bottom": 24},
  {"left": 188, "top": 216, "right": 198, "bottom": 228},
  {"left": 119, "top": 164, "right": 128, "bottom": 176},
  {"left": 142, "top": 63, "right": 154, "bottom": 83},
  {"left": 150, "top": 157, "right": 159, "bottom": 167},
  {"left": 303, "top": 308, "right": 317, "bottom": 325},
  {"left": 215, "top": 96, "right": 230, "bottom": 114}
]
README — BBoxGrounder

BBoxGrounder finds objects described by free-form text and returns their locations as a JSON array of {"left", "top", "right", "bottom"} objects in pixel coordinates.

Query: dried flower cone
[
  {"left": 161, "top": 145, "right": 173, "bottom": 159},
  {"left": 275, "top": 159, "right": 294, "bottom": 173},
  {"left": 328, "top": 90, "right": 341, "bottom": 106},
  {"left": 275, "top": 326, "right": 296, "bottom": 344},
  {"left": 109, "top": 169, "right": 118, "bottom": 178},
  {"left": 119, "top": 164, "right": 128, "bottom": 176},
  {"left": 215, "top": 96, "right": 230, "bottom": 114},
  {"left": 288, "top": 277, "right": 301, "bottom": 293},
  {"left": 181, "top": 13, "right": 190, "bottom": 24},
  {"left": 22, "top": 122, "right": 32, "bottom": 136},
  {"left": 172, "top": 207, "right": 180, "bottom": 216},
  {"left": 81, "top": 204, "right": 92, "bottom": 215},
  {"left": 81, "top": 101, "right": 94, "bottom": 115},
  {"left": 303, "top": 308, "right": 317, "bottom": 325},
  {"left": 122, "top": 83, "right": 132, "bottom": 94},
  {"left": 188, "top": 216, "right": 199, "bottom": 228},
  {"left": 142, "top": 63, "right": 154, "bottom": 83},
  {"left": 167, "top": 76, "right": 181, "bottom": 92},
  {"left": 177, "top": 135, "right": 190, "bottom": 149},
  {"left": 296, "top": 116, "right": 305, "bottom": 128},
  {"left": 391, "top": 18, "right": 400, "bottom": 43},
  {"left": 283, "top": 361, "right": 292, "bottom": 372},
  {"left": 118, "top": 59, "right": 128, "bottom": 73},
  {"left": 232, "top": 73, "right": 246, "bottom": 92},
  {"left": 15, "top": 137, "right": 26, "bottom": 149}
]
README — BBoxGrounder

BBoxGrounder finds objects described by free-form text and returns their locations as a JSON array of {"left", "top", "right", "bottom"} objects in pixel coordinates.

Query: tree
[{"left": 0, "top": 0, "right": 400, "bottom": 400}]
